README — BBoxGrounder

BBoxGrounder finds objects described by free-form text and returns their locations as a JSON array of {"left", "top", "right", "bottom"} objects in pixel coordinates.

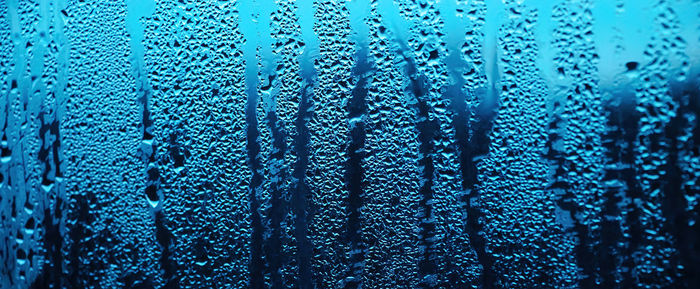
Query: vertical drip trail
[
  {"left": 0, "top": 1, "right": 699, "bottom": 288},
  {"left": 630, "top": 1, "right": 688, "bottom": 288},
  {"left": 476, "top": 2, "right": 578, "bottom": 288},
  {"left": 247, "top": 0, "right": 277, "bottom": 287},
  {"left": 600, "top": 89, "right": 639, "bottom": 289},
  {"left": 3, "top": 1, "right": 30, "bottom": 287},
  {"left": 271, "top": 0, "right": 303, "bottom": 195},
  {"left": 40, "top": 0, "right": 70, "bottom": 287},
  {"left": 264, "top": 1, "right": 305, "bottom": 287},
  {"left": 550, "top": 1, "right": 606, "bottom": 288},
  {"left": 393, "top": 0, "right": 482, "bottom": 287},
  {"left": 308, "top": 0, "right": 355, "bottom": 287},
  {"left": 344, "top": 48, "right": 369, "bottom": 289},
  {"left": 0, "top": 1, "right": 16, "bottom": 287},
  {"left": 598, "top": 2, "right": 637, "bottom": 287},
  {"left": 239, "top": 1, "right": 266, "bottom": 288},
  {"left": 127, "top": 1, "right": 168, "bottom": 288},
  {"left": 453, "top": 0, "right": 497, "bottom": 287},
  {"left": 400, "top": 49, "right": 438, "bottom": 289},
  {"left": 355, "top": 1, "right": 423, "bottom": 288},
  {"left": 672, "top": 86, "right": 699, "bottom": 287},
  {"left": 254, "top": 1, "right": 298, "bottom": 281},
  {"left": 60, "top": 1, "right": 160, "bottom": 288},
  {"left": 30, "top": 0, "right": 69, "bottom": 287},
  {"left": 291, "top": 81, "right": 315, "bottom": 289},
  {"left": 344, "top": 2, "right": 371, "bottom": 285},
  {"left": 293, "top": 3, "right": 318, "bottom": 289},
  {"left": 5, "top": 1, "right": 53, "bottom": 286},
  {"left": 457, "top": 0, "right": 488, "bottom": 137},
  {"left": 142, "top": 0, "right": 251, "bottom": 287},
  {"left": 255, "top": 49, "right": 278, "bottom": 288}
]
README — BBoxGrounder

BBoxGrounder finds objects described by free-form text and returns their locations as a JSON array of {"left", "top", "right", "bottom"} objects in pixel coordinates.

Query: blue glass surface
[{"left": 1, "top": 0, "right": 699, "bottom": 288}]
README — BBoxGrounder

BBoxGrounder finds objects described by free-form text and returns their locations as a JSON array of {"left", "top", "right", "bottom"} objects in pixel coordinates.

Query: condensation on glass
[{"left": 0, "top": 0, "right": 699, "bottom": 289}]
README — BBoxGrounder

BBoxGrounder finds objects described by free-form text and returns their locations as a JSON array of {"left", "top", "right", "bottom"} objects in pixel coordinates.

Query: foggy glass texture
[{"left": 1, "top": 0, "right": 699, "bottom": 288}]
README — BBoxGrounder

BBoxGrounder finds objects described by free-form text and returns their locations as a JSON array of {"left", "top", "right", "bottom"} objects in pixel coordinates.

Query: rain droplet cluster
[{"left": 1, "top": 1, "right": 699, "bottom": 289}]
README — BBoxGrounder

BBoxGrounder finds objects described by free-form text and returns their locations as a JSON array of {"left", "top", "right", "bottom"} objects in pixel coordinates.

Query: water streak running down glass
[{"left": 0, "top": 0, "right": 699, "bottom": 288}]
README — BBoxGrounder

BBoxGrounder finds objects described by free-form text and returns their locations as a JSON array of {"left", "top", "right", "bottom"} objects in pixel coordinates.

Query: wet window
[{"left": 1, "top": 0, "right": 699, "bottom": 288}]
